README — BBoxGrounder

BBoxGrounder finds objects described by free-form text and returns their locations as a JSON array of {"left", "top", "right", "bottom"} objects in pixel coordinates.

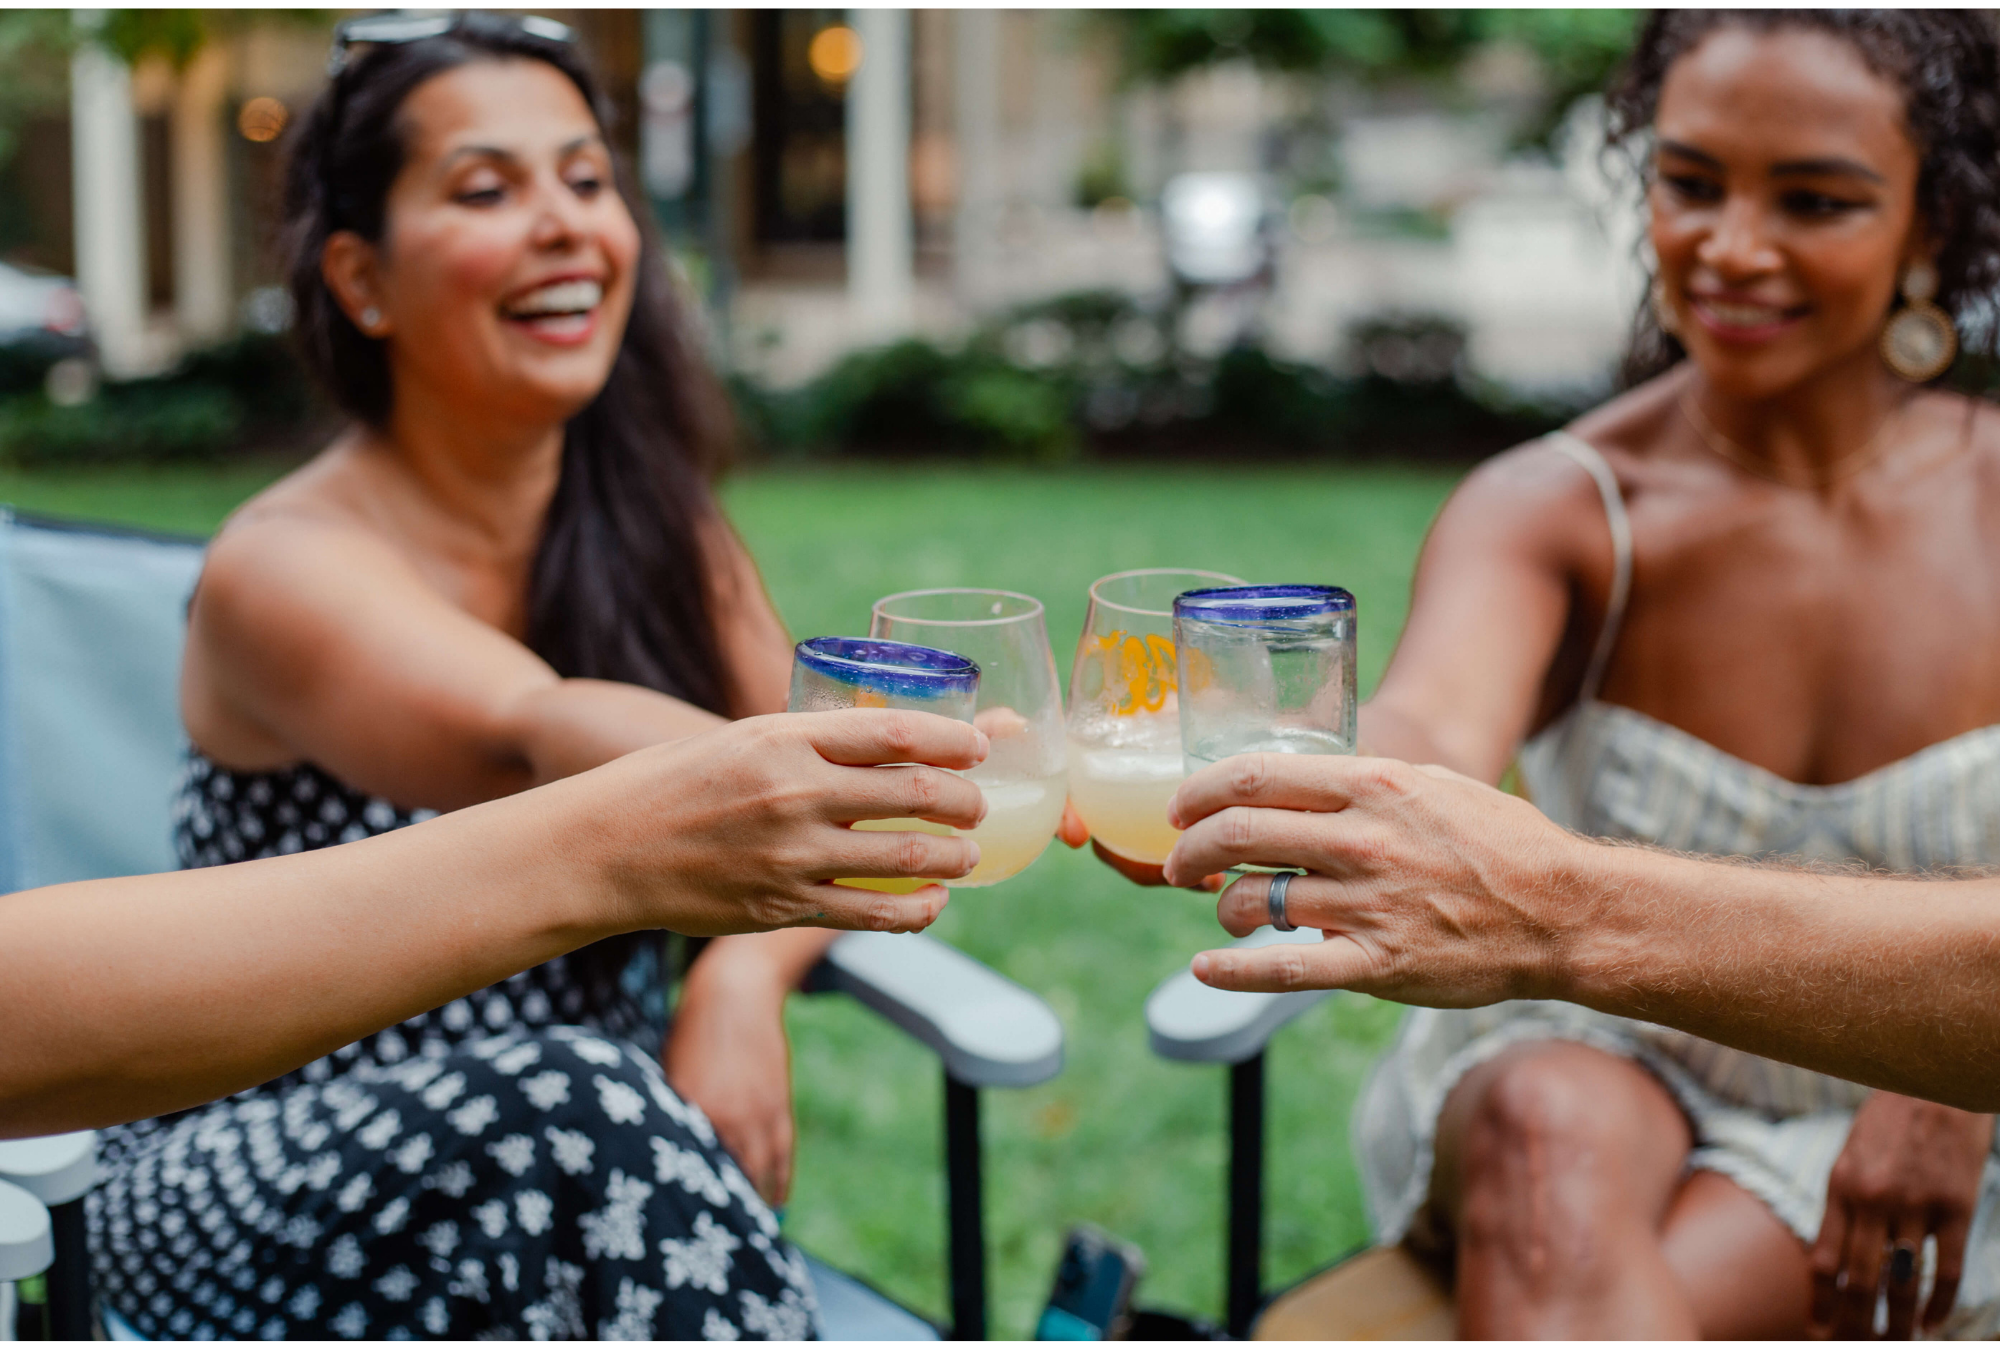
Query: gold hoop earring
[
  {"left": 1881, "top": 260, "right": 1956, "bottom": 382},
  {"left": 1650, "top": 276, "right": 1681, "bottom": 337}
]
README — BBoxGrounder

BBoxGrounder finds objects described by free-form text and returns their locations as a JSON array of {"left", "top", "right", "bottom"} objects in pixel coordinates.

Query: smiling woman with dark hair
[
  {"left": 1343, "top": 9, "right": 2000, "bottom": 1340},
  {"left": 83, "top": 13, "right": 837, "bottom": 1341}
]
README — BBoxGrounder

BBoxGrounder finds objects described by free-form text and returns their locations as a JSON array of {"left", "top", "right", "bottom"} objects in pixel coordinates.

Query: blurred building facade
[{"left": 18, "top": 9, "right": 1644, "bottom": 394}]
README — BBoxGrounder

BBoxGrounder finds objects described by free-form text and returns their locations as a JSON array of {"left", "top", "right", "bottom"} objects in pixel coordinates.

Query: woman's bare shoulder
[
  {"left": 214, "top": 433, "right": 381, "bottom": 540},
  {"left": 1936, "top": 392, "right": 2000, "bottom": 502},
  {"left": 1432, "top": 375, "right": 1683, "bottom": 573},
  {"left": 1562, "top": 369, "right": 1683, "bottom": 467},
  {"left": 198, "top": 446, "right": 426, "bottom": 636}
]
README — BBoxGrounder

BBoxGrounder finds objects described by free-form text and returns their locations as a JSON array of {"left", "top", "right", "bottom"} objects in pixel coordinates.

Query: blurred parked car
[
  {"left": 0, "top": 262, "right": 92, "bottom": 402},
  {"left": 0, "top": 262, "right": 88, "bottom": 357}
]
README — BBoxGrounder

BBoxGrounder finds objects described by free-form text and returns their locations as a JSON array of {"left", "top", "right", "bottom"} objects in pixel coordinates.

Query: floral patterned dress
[{"left": 86, "top": 754, "right": 818, "bottom": 1340}]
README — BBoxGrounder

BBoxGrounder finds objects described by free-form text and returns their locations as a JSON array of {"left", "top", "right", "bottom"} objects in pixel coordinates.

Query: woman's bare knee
[{"left": 1437, "top": 1042, "right": 1694, "bottom": 1240}]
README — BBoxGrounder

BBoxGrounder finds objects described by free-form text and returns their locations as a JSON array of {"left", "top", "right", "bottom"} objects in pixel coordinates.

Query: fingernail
[
  {"left": 964, "top": 841, "right": 982, "bottom": 871},
  {"left": 974, "top": 729, "right": 990, "bottom": 759},
  {"left": 1190, "top": 953, "right": 1211, "bottom": 980}
]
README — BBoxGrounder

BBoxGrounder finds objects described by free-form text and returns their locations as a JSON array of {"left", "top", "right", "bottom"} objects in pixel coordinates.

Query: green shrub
[
  {"left": 752, "top": 337, "right": 1081, "bottom": 461},
  {"left": 729, "top": 302, "right": 1582, "bottom": 464},
  {"left": 941, "top": 364, "right": 1078, "bottom": 461},
  {"left": 0, "top": 331, "right": 322, "bottom": 465},
  {"left": 0, "top": 384, "right": 244, "bottom": 464},
  {"left": 172, "top": 331, "right": 317, "bottom": 429}
]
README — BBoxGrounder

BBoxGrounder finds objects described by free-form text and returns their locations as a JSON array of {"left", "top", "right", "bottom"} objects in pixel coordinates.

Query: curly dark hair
[{"left": 1604, "top": 10, "right": 2000, "bottom": 386}]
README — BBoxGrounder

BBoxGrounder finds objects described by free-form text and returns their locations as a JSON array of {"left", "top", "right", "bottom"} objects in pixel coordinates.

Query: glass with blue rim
[
  {"left": 787, "top": 636, "right": 981, "bottom": 894},
  {"left": 1172, "top": 585, "right": 1357, "bottom": 888}
]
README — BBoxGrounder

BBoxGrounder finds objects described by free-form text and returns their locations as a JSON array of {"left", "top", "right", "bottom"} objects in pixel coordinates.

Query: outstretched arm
[
  {"left": 1165, "top": 753, "right": 2000, "bottom": 1112},
  {"left": 1358, "top": 442, "right": 1613, "bottom": 777},
  {"left": 0, "top": 710, "right": 986, "bottom": 1137}
]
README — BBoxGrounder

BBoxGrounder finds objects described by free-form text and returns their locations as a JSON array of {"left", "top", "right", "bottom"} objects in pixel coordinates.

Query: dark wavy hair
[
  {"left": 1605, "top": 9, "right": 2000, "bottom": 386},
  {"left": 280, "top": 16, "right": 736, "bottom": 715}
]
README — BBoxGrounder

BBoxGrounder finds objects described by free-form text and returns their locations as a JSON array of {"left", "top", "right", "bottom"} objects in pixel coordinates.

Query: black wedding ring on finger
[
  {"left": 1268, "top": 871, "right": 1297, "bottom": 932},
  {"left": 1890, "top": 1241, "right": 1918, "bottom": 1284}
]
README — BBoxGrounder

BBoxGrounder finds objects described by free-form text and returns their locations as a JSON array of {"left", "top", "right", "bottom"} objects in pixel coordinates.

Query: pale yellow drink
[
  {"left": 954, "top": 772, "right": 1067, "bottom": 887},
  {"left": 1067, "top": 744, "right": 1186, "bottom": 866},
  {"left": 839, "top": 817, "right": 952, "bottom": 893},
  {"left": 839, "top": 773, "right": 1066, "bottom": 890}
]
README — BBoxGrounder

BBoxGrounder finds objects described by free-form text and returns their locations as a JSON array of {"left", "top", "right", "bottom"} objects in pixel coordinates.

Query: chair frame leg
[
  {"left": 1227, "top": 1052, "right": 1266, "bottom": 1338},
  {"left": 944, "top": 1072, "right": 986, "bottom": 1340},
  {"left": 46, "top": 1198, "right": 92, "bottom": 1341}
]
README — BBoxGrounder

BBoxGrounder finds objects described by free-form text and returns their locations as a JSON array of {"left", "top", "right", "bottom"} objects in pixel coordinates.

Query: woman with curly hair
[{"left": 1350, "top": 10, "right": 2000, "bottom": 1338}]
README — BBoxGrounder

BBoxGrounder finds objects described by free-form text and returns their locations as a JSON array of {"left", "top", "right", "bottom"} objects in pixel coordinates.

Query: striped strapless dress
[{"left": 1351, "top": 432, "right": 2000, "bottom": 1332}]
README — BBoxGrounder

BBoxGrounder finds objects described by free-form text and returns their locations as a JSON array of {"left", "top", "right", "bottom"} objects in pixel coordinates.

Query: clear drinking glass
[
  {"left": 788, "top": 636, "right": 980, "bottom": 894},
  {"left": 1172, "top": 585, "right": 1357, "bottom": 769},
  {"left": 870, "top": 589, "right": 1067, "bottom": 887},
  {"left": 1065, "top": 567, "right": 1245, "bottom": 866}
]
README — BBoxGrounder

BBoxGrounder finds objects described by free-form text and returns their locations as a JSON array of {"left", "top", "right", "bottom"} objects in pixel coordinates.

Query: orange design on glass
[{"left": 1092, "top": 631, "right": 1178, "bottom": 715}]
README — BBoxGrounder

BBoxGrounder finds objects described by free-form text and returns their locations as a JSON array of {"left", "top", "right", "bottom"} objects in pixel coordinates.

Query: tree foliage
[{"left": 1100, "top": 9, "right": 1638, "bottom": 108}]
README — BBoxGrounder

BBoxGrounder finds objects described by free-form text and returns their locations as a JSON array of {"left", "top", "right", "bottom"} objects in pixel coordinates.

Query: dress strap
[{"left": 1545, "top": 431, "right": 1631, "bottom": 704}]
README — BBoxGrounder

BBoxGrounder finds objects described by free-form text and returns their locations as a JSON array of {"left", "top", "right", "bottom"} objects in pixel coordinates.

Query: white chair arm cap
[
  {"left": 1146, "top": 926, "right": 1334, "bottom": 1063},
  {"left": 0, "top": 1178, "right": 52, "bottom": 1282},
  {"left": 0, "top": 1131, "right": 99, "bottom": 1205},
  {"left": 821, "top": 932, "right": 1064, "bottom": 1088}
]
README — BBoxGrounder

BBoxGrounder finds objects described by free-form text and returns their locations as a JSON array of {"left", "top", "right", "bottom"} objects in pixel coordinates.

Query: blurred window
[
  {"left": 141, "top": 112, "right": 174, "bottom": 310},
  {"left": 750, "top": 9, "right": 848, "bottom": 245}
]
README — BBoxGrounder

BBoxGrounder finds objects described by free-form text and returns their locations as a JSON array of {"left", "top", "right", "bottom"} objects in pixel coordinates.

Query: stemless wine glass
[
  {"left": 1064, "top": 567, "right": 1244, "bottom": 866},
  {"left": 870, "top": 589, "right": 1067, "bottom": 887},
  {"left": 1173, "top": 584, "right": 1357, "bottom": 766},
  {"left": 788, "top": 636, "right": 980, "bottom": 894}
]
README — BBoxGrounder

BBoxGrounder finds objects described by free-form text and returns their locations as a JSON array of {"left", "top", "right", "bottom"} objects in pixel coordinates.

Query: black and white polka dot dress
[{"left": 87, "top": 753, "right": 817, "bottom": 1340}]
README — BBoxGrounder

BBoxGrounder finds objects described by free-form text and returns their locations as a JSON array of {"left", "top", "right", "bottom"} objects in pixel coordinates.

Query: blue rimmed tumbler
[
  {"left": 1171, "top": 585, "right": 1357, "bottom": 769},
  {"left": 787, "top": 636, "right": 979, "bottom": 893}
]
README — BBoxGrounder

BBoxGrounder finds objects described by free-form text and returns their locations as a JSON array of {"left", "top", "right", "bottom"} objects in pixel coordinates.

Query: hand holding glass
[
  {"left": 870, "top": 589, "right": 1067, "bottom": 886},
  {"left": 1174, "top": 585, "right": 1355, "bottom": 886},
  {"left": 787, "top": 636, "right": 980, "bottom": 894}
]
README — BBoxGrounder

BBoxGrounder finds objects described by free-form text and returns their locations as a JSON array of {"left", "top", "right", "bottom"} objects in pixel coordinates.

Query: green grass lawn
[{"left": 0, "top": 457, "right": 1462, "bottom": 1336}]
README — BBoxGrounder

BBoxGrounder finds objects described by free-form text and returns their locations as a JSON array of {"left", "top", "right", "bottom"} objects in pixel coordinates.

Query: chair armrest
[
  {"left": 0, "top": 1132, "right": 97, "bottom": 1206},
  {"left": 0, "top": 1178, "right": 52, "bottom": 1282},
  {"left": 1145, "top": 927, "right": 1333, "bottom": 1064},
  {"left": 804, "top": 932, "right": 1064, "bottom": 1089}
]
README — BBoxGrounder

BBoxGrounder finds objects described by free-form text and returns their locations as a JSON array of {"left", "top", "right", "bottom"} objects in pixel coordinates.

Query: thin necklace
[{"left": 1678, "top": 387, "right": 1911, "bottom": 489}]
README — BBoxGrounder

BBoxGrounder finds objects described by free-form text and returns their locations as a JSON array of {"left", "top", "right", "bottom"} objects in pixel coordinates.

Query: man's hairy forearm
[{"left": 1555, "top": 843, "right": 2000, "bottom": 1111}]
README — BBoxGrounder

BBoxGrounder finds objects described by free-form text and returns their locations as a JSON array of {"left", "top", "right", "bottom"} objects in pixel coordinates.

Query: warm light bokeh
[
  {"left": 237, "top": 96, "right": 288, "bottom": 143},
  {"left": 806, "top": 24, "right": 863, "bottom": 86}
]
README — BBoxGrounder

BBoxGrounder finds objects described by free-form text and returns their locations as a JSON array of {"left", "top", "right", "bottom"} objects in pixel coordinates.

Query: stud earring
[
  {"left": 1881, "top": 259, "right": 1956, "bottom": 382},
  {"left": 1650, "top": 276, "right": 1681, "bottom": 337},
  {"left": 359, "top": 307, "right": 382, "bottom": 333}
]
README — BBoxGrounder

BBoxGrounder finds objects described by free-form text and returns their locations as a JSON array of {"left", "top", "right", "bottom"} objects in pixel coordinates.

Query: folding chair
[
  {"left": 1145, "top": 925, "right": 1454, "bottom": 1339},
  {"left": 0, "top": 1176, "right": 52, "bottom": 1339},
  {"left": 0, "top": 508, "right": 1063, "bottom": 1340},
  {"left": 0, "top": 1133, "right": 96, "bottom": 1340}
]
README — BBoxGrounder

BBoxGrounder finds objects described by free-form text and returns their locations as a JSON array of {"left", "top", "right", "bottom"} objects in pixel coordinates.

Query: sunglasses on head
[{"left": 326, "top": 10, "right": 574, "bottom": 77}]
